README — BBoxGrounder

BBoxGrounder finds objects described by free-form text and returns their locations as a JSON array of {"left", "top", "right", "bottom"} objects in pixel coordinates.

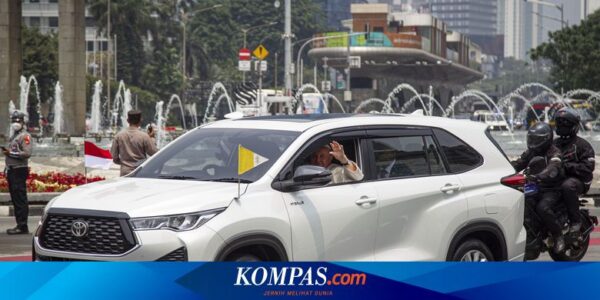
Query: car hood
[{"left": 50, "top": 178, "right": 243, "bottom": 218}]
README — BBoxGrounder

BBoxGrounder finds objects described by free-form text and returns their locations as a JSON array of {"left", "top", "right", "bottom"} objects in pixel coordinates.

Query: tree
[
  {"left": 21, "top": 26, "right": 58, "bottom": 106},
  {"left": 89, "top": 0, "right": 155, "bottom": 86},
  {"left": 530, "top": 9, "right": 600, "bottom": 91}
]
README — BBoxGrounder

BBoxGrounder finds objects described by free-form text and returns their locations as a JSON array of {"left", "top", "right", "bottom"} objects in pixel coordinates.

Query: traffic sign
[
  {"left": 238, "top": 60, "right": 251, "bottom": 71},
  {"left": 253, "top": 44, "right": 269, "bottom": 60},
  {"left": 239, "top": 48, "right": 251, "bottom": 61},
  {"left": 349, "top": 56, "right": 361, "bottom": 69},
  {"left": 254, "top": 60, "right": 267, "bottom": 72},
  {"left": 321, "top": 81, "right": 331, "bottom": 92}
]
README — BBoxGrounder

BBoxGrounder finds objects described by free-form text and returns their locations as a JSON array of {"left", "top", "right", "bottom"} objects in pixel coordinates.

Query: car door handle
[
  {"left": 355, "top": 196, "right": 377, "bottom": 206},
  {"left": 440, "top": 183, "right": 461, "bottom": 193}
]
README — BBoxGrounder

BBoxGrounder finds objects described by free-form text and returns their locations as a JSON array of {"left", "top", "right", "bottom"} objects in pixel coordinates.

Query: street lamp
[
  {"left": 181, "top": 4, "right": 223, "bottom": 84},
  {"left": 295, "top": 32, "right": 364, "bottom": 88},
  {"left": 532, "top": 11, "right": 568, "bottom": 27},
  {"left": 523, "top": 0, "right": 564, "bottom": 29},
  {"left": 241, "top": 21, "right": 279, "bottom": 49}
]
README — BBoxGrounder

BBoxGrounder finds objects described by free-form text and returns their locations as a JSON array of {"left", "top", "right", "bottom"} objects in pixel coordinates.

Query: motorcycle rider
[
  {"left": 512, "top": 122, "right": 566, "bottom": 252},
  {"left": 553, "top": 108, "right": 595, "bottom": 234}
]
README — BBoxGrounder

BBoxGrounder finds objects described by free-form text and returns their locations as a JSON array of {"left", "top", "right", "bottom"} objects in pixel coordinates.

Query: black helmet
[
  {"left": 527, "top": 122, "right": 553, "bottom": 153},
  {"left": 10, "top": 110, "right": 26, "bottom": 123},
  {"left": 554, "top": 108, "right": 580, "bottom": 137}
]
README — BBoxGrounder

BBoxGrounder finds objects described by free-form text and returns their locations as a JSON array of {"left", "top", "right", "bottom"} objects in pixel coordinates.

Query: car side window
[
  {"left": 371, "top": 136, "right": 429, "bottom": 179},
  {"left": 433, "top": 128, "right": 483, "bottom": 173},
  {"left": 424, "top": 136, "right": 446, "bottom": 175},
  {"left": 282, "top": 137, "right": 362, "bottom": 182}
]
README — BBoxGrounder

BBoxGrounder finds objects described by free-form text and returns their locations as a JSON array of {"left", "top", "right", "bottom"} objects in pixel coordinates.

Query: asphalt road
[{"left": 1, "top": 215, "right": 599, "bottom": 262}]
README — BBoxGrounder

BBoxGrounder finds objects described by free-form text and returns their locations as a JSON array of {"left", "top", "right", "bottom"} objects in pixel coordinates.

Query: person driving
[
  {"left": 310, "top": 141, "right": 363, "bottom": 184},
  {"left": 553, "top": 108, "right": 595, "bottom": 234},
  {"left": 512, "top": 122, "right": 566, "bottom": 253}
]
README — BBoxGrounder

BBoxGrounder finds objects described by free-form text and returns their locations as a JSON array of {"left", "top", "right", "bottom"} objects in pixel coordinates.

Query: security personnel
[
  {"left": 2, "top": 111, "right": 32, "bottom": 235},
  {"left": 111, "top": 110, "right": 157, "bottom": 176},
  {"left": 553, "top": 108, "right": 595, "bottom": 234}
]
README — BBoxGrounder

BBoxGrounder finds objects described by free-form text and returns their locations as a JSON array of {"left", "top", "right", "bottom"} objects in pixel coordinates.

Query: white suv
[{"left": 33, "top": 114, "right": 526, "bottom": 261}]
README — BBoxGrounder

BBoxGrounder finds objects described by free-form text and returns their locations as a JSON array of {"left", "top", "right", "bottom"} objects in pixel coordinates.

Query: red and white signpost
[{"left": 238, "top": 48, "right": 251, "bottom": 72}]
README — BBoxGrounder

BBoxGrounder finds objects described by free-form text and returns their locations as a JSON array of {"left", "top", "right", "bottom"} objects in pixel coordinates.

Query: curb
[{"left": 0, "top": 193, "right": 59, "bottom": 217}]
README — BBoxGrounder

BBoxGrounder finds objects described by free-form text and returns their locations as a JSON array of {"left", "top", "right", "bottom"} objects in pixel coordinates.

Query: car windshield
[{"left": 134, "top": 128, "right": 299, "bottom": 182}]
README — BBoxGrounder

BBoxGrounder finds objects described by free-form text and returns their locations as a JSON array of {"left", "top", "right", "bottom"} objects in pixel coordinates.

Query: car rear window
[
  {"left": 485, "top": 129, "right": 510, "bottom": 162},
  {"left": 433, "top": 128, "right": 483, "bottom": 173}
]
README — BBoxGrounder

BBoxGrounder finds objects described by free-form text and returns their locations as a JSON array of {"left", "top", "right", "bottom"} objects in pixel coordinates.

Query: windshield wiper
[
  {"left": 207, "top": 178, "right": 253, "bottom": 183},
  {"left": 158, "top": 175, "right": 199, "bottom": 180}
]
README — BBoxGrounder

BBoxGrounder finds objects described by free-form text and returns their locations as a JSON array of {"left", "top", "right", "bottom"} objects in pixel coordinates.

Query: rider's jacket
[
  {"left": 554, "top": 136, "right": 595, "bottom": 186},
  {"left": 512, "top": 145, "right": 563, "bottom": 187}
]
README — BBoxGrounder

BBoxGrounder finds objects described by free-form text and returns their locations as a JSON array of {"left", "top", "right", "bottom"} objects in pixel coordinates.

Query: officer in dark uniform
[
  {"left": 553, "top": 108, "right": 595, "bottom": 234},
  {"left": 2, "top": 111, "right": 33, "bottom": 235}
]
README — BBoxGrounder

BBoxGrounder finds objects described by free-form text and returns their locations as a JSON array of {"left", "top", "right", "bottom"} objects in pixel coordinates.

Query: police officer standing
[
  {"left": 2, "top": 111, "right": 33, "bottom": 235},
  {"left": 111, "top": 110, "right": 157, "bottom": 176}
]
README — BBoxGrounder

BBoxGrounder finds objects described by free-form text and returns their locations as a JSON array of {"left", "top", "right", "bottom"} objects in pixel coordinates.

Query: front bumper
[{"left": 33, "top": 225, "right": 224, "bottom": 261}]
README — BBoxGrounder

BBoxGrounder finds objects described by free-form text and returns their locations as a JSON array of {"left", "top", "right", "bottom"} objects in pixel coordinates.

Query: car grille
[
  {"left": 39, "top": 213, "right": 137, "bottom": 255},
  {"left": 156, "top": 247, "right": 188, "bottom": 261}
]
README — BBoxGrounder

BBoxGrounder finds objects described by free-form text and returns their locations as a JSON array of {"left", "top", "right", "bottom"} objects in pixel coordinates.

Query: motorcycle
[{"left": 523, "top": 157, "right": 598, "bottom": 261}]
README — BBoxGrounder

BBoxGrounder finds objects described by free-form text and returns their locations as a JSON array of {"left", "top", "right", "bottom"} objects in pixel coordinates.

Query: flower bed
[{"left": 0, "top": 171, "right": 105, "bottom": 193}]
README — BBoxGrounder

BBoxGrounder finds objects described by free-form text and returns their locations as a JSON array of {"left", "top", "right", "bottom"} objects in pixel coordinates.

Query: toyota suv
[{"left": 33, "top": 114, "right": 526, "bottom": 261}]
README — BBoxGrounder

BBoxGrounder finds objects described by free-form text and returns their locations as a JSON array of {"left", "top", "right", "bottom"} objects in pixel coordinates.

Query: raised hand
[{"left": 329, "top": 141, "right": 349, "bottom": 165}]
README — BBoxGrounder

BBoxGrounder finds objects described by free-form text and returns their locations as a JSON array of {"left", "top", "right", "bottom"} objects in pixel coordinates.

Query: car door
[
  {"left": 279, "top": 131, "right": 379, "bottom": 261},
  {"left": 363, "top": 128, "right": 468, "bottom": 261}
]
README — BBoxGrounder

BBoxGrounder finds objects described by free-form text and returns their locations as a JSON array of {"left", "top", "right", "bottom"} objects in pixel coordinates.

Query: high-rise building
[
  {"left": 582, "top": 0, "right": 600, "bottom": 18},
  {"left": 429, "top": 0, "right": 497, "bottom": 36},
  {"left": 503, "top": 0, "right": 544, "bottom": 60}
]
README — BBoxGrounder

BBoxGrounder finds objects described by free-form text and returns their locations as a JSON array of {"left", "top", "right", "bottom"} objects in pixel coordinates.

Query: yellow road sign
[{"left": 253, "top": 44, "right": 269, "bottom": 60}]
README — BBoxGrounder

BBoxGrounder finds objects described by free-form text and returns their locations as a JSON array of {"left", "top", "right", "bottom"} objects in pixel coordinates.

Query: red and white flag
[{"left": 84, "top": 141, "right": 113, "bottom": 170}]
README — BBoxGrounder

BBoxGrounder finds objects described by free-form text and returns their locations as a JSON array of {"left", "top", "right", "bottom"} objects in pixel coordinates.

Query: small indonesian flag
[
  {"left": 84, "top": 141, "right": 113, "bottom": 170},
  {"left": 238, "top": 145, "right": 269, "bottom": 175}
]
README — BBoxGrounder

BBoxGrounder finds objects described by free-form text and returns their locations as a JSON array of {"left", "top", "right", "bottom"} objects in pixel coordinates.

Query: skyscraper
[{"left": 429, "top": 0, "right": 497, "bottom": 36}]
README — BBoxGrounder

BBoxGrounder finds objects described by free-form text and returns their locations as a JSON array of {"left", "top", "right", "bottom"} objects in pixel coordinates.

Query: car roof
[{"left": 203, "top": 113, "right": 488, "bottom": 133}]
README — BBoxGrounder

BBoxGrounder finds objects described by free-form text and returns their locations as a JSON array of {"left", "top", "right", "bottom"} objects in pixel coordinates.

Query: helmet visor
[{"left": 527, "top": 133, "right": 550, "bottom": 149}]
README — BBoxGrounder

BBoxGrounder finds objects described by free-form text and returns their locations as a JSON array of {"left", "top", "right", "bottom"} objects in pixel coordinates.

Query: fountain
[
  {"left": 354, "top": 98, "right": 394, "bottom": 114},
  {"left": 110, "top": 80, "right": 132, "bottom": 129},
  {"left": 187, "top": 103, "right": 198, "bottom": 128},
  {"left": 18, "top": 75, "right": 43, "bottom": 129},
  {"left": 211, "top": 94, "right": 236, "bottom": 119},
  {"left": 165, "top": 94, "right": 187, "bottom": 131},
  {"left": 398, "top": 94, "right": 447, "bottom": 117},
  {"left": 323, "top": 93, "right": 346, "bottom": 113},
  {"left": 202, "top": 82, "right": 233, "bottom": 124},
  {"left": 53, "top": 82, "right": 64, "bottom": 136},
  {"left": 384, "top": 83, "right": 425, "bottom": 112},
  {"left": 89, "top": 80, "right": 103, "bottom": 133},
  {"left": 155, "top": 101, "right": 165, "bottom": 148}
]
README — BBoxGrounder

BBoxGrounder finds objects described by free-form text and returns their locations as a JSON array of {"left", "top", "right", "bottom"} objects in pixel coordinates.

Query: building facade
[{"left": 429, "top": 0, "right": 497, "bottom": 36}]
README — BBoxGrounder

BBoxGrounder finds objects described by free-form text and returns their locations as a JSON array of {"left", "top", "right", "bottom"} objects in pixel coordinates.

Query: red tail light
[{"left": 501, "top": 174, "right": 526, "bottom": 191}]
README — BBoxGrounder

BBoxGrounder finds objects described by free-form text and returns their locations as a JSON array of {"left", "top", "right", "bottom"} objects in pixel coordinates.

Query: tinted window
[
  {"left": 371, "top": 136, "right": 429, "bottom": 179},
  {"left": 433, "top": 128, "right": 482, "bottom": 173},
  {"left": 135, "top": 128, "right": 299, "bottom": 182},
  {"left": 424, "top": 136, "right": 446, "bottom": 174}
]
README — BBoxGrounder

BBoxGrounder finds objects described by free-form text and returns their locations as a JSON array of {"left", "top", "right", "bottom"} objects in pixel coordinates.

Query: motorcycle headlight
[{"left": 129, "top": 208, "right": 225, "bottom": 232}]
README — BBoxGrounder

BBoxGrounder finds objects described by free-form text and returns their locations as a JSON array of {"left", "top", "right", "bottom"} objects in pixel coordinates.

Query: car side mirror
[{"left": 272, "top": 165, "right": 332, "bottom": 192}]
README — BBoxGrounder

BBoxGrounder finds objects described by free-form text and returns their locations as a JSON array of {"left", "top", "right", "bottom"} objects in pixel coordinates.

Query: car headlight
[{"left": 129, "top": 208, "right": 225, "bottom": 232}]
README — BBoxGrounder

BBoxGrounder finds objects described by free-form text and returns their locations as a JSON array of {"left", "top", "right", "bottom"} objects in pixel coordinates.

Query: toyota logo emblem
[{"left": 71, "top": 220, "right": 89, "bottom": 237}]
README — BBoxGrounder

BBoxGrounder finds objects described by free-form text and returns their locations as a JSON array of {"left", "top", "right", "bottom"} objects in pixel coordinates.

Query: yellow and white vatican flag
[{"left": 237, "top": 145, "right": 269, "bottom": 198}]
